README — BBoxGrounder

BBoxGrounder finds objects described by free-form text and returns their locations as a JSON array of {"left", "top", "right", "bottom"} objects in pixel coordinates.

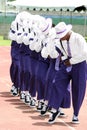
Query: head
[
  {"left": 15, "top": 11, "right": 31, "bottom": 27},
  {"left": 55, "top": 22, "right": 72, "bottom": 41},
  {"left": 39, "top": 18, "right": 52, "bottom": 35}
]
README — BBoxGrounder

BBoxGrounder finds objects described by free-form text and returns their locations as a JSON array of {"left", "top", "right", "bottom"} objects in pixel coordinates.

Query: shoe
[
  {"left": 25, "top": 95, "right": 31, "bottom": 104},
  {"left": 48, "top": 110, "right": 60, "bottom": 124},
  {"left": 59, "top": 112, "right": 67, "bottom": 117},
  {"left": 37, "top": 101, "right": 44, "bottom": 111},
  {"left": 40, "top": 104, "right": 48, "bottom": 116},
  {"left": 48, "top": 107, "right": 52, "bottom": 112},
  {"left": 20, "top": 93, "right": 25, "bottom": 101},
  {"left": 30, "top": 99, "right": 36, "bottom": 108},
  {"left": 72, "top": 115, "right": 79, "bottom": 124},
  {"left": 12, "top": 88, "right": 19, "bottom": 96},
  {"left": 10, "top": 85, "right": 15, "bottom": 94}
]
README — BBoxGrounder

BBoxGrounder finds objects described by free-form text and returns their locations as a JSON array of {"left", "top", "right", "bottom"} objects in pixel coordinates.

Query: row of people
[{"left": 9, "top": 11, "right": 87, "bottom": 124}]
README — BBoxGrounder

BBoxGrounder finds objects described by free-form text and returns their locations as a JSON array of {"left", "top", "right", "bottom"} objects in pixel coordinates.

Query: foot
[
  {"left": 48, "top": 110, "right": 60, "bottom": 124},
  {"left": 72, "top": 115, "right": 79, "bottom": 124},
  {"left": 40, "top": 104, "right": 48, "bottom": 116},
  {"left": 10, "top": 85, "right": 15, "bottom": 94},
  {"left": 37, "top": 101, "right": 44, "bottom": 111},
  {"left": 25, "top": 95, "right": 31, "bottom": 104},
  {"left": 30, "top": 99, "right": 36, "bottom": 108},
  {"left": 20, "top": 93, "right": 25, "bottom": 101},
  {"left": 59, "top": 112, "right": 67, "bottom": 117},
  {"left": 12, "top": 88, "right": 19, "bottom": 96}
]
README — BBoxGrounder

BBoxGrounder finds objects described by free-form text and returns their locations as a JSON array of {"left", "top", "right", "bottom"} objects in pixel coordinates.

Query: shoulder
[{"left": 70, "top": 31, "right": 86, "bottom": 43}]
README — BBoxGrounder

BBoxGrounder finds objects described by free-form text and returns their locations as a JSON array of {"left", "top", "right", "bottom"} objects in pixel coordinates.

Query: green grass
[
  {"left": 85, "top": 37, "right": 87, "bottom": 42},
  {"left": 0, "top": 36, "right": 11, "bottom": 46}
]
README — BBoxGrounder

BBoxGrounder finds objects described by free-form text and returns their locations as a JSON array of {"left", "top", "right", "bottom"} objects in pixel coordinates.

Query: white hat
[
  {"left": 8, "top": 20, "right": 17, "bottom": 41},
  {"left": 15, "top": 11, "right": 31, "bottom": 26},
  {"left": 55, "top": 22, "right": 72, "bottom": 39},
  {"left": 39, "top": 18, "right": 52, "bottom": 35}
]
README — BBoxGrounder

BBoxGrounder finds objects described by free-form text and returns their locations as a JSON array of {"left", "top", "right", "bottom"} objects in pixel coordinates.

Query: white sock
[
  {"left": 44, "top": 100, "right": 48, "bottom": 105},
  {"left": 51, "top": 108, "right": 57, "bottom": 113},
  {"left": 73, "top": 114, "right": 78, "bottom": 119},
  {"left": 25, "top": 91, "right": 30, "bottom": 96},
  {"left": 21, "top": 91, "right": 25, "bottom": 94}
]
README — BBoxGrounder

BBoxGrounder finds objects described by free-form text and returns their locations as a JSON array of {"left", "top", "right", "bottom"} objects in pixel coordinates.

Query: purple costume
[
  {"left": 48, "top": 60, "right": 86, "bottom": 116},
  {"left": 19, "top": 43, "right": 31, "bottom": 92},
  {"left": 29, "top": 50, "right": 39, "bottom": 97},
  {"left": 10, "top": 40, "right": 20, "bottom": 89},
  {"left": 35, "top": 53, "right": 50, "bottom": 100},
  {"left": 45, "top": 58, "right": 71, "bottom": 108}
]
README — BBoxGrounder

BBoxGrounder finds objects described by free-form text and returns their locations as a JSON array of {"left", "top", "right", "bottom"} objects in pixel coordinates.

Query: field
[{"left": 0, "top": 36, "right": 11, "bottom": 46}]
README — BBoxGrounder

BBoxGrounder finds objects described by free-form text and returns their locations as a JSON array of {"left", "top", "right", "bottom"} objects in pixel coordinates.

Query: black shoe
[
  {"left": 20, "top": 93, "right": 25, "bottom": 101},
  {"left": 12, "top": 88, "right": 19, "bottom": 96},
  {"left": 59, "top": 112, "right": 67, "bottom": 117},
  {"left": 30, "top": 99, "right": 36, "bottom": 108},
  {"left": 72, "top": 118, "right": 79, "bottom": 124},
  {"left": 40, "top": 104, "right": 48, "bottom": 116},
  {"left": 25, "top": 95, "right": 31, "bottom": 104},
  {"left": 72, "top": 115, "right": 79, "bottom": 124},
  {"left": 48, "top": 110, "right": 60, "bottom": 124},
  {"left": 10, "top": 85, "right": 15, "bottom": 94},
  {"left": 37, "top": 101, "right": 44, "bottom": 111}
]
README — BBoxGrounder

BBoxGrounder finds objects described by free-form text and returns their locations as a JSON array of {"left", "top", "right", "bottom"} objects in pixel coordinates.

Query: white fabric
[{"left": 60, "top": 31, "right": 87, "bottom": 64}]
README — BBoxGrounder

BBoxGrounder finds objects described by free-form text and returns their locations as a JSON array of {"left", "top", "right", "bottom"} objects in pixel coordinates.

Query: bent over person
[{"left": 47, "top": 22, "right": 87, "bottom": 124}]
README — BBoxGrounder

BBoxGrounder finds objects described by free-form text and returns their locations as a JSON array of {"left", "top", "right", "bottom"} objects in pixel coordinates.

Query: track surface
[{"left": 0, "top": 46, "right": 87, "bottom": 130}]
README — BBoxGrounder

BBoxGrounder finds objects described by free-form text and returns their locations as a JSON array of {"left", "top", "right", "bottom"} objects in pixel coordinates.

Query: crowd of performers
[{"left": 9, "top": 11, "right": 87, "bottom": 124}]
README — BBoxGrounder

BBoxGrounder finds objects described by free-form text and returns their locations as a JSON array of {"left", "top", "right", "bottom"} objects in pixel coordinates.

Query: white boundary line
[{"left": 58, "top": 119, "right": 76, "bottom": 130}]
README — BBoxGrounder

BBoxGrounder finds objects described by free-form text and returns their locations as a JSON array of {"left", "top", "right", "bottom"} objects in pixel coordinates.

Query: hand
[{"left": 64, "top": 59, "right": 71, "bottom": 66}]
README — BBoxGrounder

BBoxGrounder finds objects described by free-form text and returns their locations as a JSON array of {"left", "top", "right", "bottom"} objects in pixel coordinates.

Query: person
[
  {"left": 9, "top": 21, "right": 21, "bottom": 96},
  {"left": 40, "top": 27, "right": 71, "bottom": 117},
  {"left": 47, "top": 22, "right": 87, "bottom": 124}
]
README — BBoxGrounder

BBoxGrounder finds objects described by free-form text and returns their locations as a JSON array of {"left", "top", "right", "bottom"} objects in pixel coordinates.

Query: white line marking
[{"left": 58, "top": 119, "right": 76, "bottom": 130}]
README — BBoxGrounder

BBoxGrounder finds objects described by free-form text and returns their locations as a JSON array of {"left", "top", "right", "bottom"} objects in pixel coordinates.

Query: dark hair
[{"left": 52, "top": 23, "right": 55, "bottom": 27}]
